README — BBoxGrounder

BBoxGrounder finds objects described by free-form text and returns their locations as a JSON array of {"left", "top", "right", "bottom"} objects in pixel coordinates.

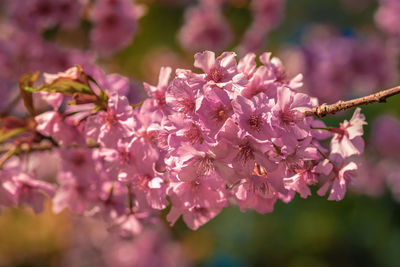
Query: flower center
[
  {"left": 102, "top": 109, "right": 118, "bottom": 127},
  {"left": 119, "top": 148, "right": 133, "bottom": 164},
  {"left": 185, "top": 124, "right": 204, "bottom": 145},
  {"left": 196, "top": 156, "right": 215, "bottom": 176},
  {"left": 280, "top": 109, "right": 296, "bottom": 125},
  {"left": 178, "top": 98, "right": 195, "bottom": 115},
  {"left": 155, "top": 90, "right": 166, "bottom": 108},
  {"left": 208, "top": 68, "right": 225, "bottom": 83},
  {"left": 236, "top": 141, "right": 255, "bottom": 163},
  {"left": 248, "top": 114, "right": 264, "bottom": 132},
  {"left": 103, "top": 14, "right": 119, "bottom": 28},
  {"left": 132, "top": 174, "right": 152, "bottom": 190},
  {"left": 71, "top": 152, "right": 86, "bottom": 166},
  {"left": 212, "top": 104, "right": 228, "bottom": 122},
  {"left": 255, "top": 181, "right": 274, "bottom": 198}
]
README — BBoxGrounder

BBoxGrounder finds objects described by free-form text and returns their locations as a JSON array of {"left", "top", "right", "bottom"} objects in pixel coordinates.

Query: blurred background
[{"left": 0, "top": 0, "right": 400, "bottom": 266}]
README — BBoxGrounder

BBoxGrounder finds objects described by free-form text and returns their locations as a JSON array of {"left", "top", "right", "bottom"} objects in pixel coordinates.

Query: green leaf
[
  {"left": 0, "top": 128, "right": 27, "bottom": 144},
  {"left": 23, "top": 79, "right": 93, "bottom": 96},
  {"left": 47, "top": 79, "right": 93, "bottom": 95}
]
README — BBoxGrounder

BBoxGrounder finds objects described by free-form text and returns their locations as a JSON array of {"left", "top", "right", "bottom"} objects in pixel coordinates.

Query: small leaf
[
  {"left": 19, "top": 72, "right": 39, "bottom": 116},
  {"left": 49, "top": 78, "right": 93, "bottom": 95},
  {"left": 131, "top": 101, "right": 144, "bottom": 109},
  {"left": 0, "top": 127, "right": 27, "bottom": 144},
  {"left": 24, "top": 79, "right": 94, "bottom": 96}
]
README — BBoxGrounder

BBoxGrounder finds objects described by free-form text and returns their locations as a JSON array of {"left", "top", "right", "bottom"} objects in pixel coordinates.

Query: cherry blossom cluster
[{"left": 0, "top": 51, "right": 367, "bottom": 233}]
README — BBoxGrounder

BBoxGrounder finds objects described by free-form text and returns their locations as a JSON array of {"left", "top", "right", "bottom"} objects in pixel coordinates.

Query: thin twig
[
  {"left": 304, "top": 86, "right": 400, "bottom": 118},
  {"left": 0, "top": 140, "right": 99, "bottom": 155},
  {"left": 0, "top": 145, "right": 20, "bottom": 169}
]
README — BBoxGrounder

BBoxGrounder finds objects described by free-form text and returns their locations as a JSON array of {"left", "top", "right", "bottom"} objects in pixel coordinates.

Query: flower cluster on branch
[{"left": 0, "top": 51, "right": 383, "bottom": 233}]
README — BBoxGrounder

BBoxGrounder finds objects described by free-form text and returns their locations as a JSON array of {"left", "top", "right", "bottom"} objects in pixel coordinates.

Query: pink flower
[
  {"left": 6, "top": 0, "right": 83, "bottom": 31},
  {"left": 370, "top": 114, "right": 400, "bottom": 158},
  {"left": 43, "top": 65, "right": 80, "bottom": 83},
  {"left": 103, "top": 226, "right": 188, "bottom": 267},
  {"left": 194, "top": 51, "right": 245, "bottom": 86},
  {"left": 167, "top": 174, "right": 228, "bottom": 230},
  {"left": 167, "top": 142, "right": 237, "bottom": 183},
  {"left": 271, "top": 86, "right": 312, "bottom": 148},
  {"left": 284, "top": 160, "right": 332, "bottom": 199},
  {"left": 143, "top": 67, "right": 172, "bottom": 112},
  {"left": 375, "top": 0, "right": 400, "bottom": 38},
  {"left": 85, "top": 93, "right": 135, "bottom": 146},
  {"left": 165, "top": 78, "right": 198, "bottom": 117},
  {"left": 196, "top": 86, "right": 233, "bottom": 139},
  {"left": 114, "top": 214, "right": 143, "bottom": 237},
  {"left": 168, "top": 205, "right": 222, "bottom": 230},
  {"left": 178, "top": 4, "right": 233, "bottom": 53},
  {"left": 317, "top": 159, "right": 358, "bottom": 201},
  {"left": 166, "top": 114, "right": 211, "bottom": 149},
  {"left": 217, "top": 120, "right": 276, "bottom": 176},
  {"left": 233, "top": 175, "right": 277, "bottom": 214},
  {"left": 351, "top": 157, "right": 386, "bottom": 197},
  {"left": 36, "top": 66, "right": 81, "bottom": 109},
  {"left": 240, "top": 66, "right": 277, "bottom": 99},
  {"left": 251, "top": 0, "right": 285, "bottom": 30},
  {"left": 59, "top": 148, "right": 99, "bottom": 182},
  {"left": 52, "top": 172, "right": 98, "bottom": 214},
  {"left": 238, "top": 0, "right": 285, "bottom": 54},
  {"left": 84, "top": 65, "right": 132, "bottom": 97},
  {"left": 237, "top": 52, "right": 257, "bottom": 79},
  {"left": 330, "top": 108, "right": 367, "bottom": 158},
  {"left": 386, "top": 166, "right": 400, "bottom": 203},
  {"left": 35, "top": 111, "right": 84, "bottom": 146},
  {"left": 90, "top": 0, "right": 145, "bottom": 55},
  {"left": 233, "top": 93, "right": 275, "bottom": 141},
  {"left": 260, "top": 52, "right": 302, "bottom": 88},
  {"left": 1, "top": 171, "right": 56, "bottom": 213}
]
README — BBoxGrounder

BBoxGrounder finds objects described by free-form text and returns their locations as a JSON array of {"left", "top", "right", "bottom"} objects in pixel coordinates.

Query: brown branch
[
  {"left": 0, "top": 141, "right": 54, "bottom": 155},
  {"left": 304, "top": 86, "right": 400, "bottom": 118},
  {"left": 0, "top": 140, "right": 100, "bottom": 156}
]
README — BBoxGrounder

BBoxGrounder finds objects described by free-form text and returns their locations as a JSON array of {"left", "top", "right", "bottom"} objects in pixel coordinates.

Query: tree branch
[
  {"left": 0, "top": 140, "right": 99, "bottom": 156},
  {"left": 304, "top": 86, "right": 400, "bottom": 118}
]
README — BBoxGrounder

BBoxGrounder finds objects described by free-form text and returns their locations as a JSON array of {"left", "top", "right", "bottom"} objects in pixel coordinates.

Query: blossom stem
[
  {"left": 0, "top": 140, "right": 99, "bottom": 155},
  {"left": 0, "top": 145, "right": 19, "bottom": 169},
  {"left": 316, "top": 148, "right": 339, "bottom": 173},
  {"left": 0, "top": 128, "right": 27, "bottom": 144},
  {"left": 304, "top": 85, "right": 400, "bottom": 118},
  {"left": 127, "top": 184, "right": 134, "bottom": 214},
  {"left": 310, "top": 126, "right": 331, "bottom": 131}
]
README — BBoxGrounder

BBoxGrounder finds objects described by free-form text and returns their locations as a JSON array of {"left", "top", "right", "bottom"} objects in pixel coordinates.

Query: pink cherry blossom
[
  {"left": 90, "top": 0, "right": 145, "bottom": 55},
  {"left": 317, "top": 157, "right": 358, "bottom": 201},
  {"left": 370, "top": 114, "right": 400, "bottom": 158},
  {"left": 330, "top": 108, "right": 367, "bottom": 158},
  {"left": 178, "top": 3, "right": 233, "bottom": 53}
]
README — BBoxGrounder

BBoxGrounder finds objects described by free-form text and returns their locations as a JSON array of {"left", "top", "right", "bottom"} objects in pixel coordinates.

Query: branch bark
[
  {"left": 304, "top": 86, "right": 400, "bottom": 118},
  {"left": 0, "top": 140, "right": 99, "bottom": 156}
]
